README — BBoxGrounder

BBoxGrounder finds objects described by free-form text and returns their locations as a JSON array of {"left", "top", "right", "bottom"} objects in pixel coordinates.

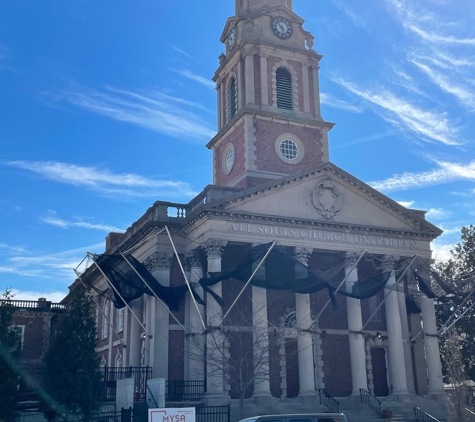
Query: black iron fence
[
  {"left": 359, "top": 388, "right": 382, "bottom": 418},
  {"left": 196, "top": 405, "right": 230, "bottom": 422},
  {"left": 318, "top": 388, "right": 340, "bottom": 413},
  {"left": 89, "top": 405, "right": 229, "bottom": 422},
  {"left": 166, "top": 381, "right": 206, "bottom": 402},
  {"left": 15, "top": 366, "right": 151, "bottom": 404},
  {"left": 414, "top": 407, "right": 441, "bottom": 422},
  {"left": 101, "top": 367, "right": 152, "bottom": 402}
]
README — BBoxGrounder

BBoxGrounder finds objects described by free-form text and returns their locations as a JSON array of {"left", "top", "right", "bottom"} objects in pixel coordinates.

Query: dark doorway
[
  {"left": 371, "top": 348, "right": 389, "bottom": 396},
  {"left": 285, "top": 338, "right": 300, "bottom": 398}
]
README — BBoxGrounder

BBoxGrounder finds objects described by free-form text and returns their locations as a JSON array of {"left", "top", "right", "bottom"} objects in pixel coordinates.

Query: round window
[
  {"left": 274, "top": 133, "right": 305, "bottom": 164},
  {"left": 280, "top": 139, "right": 299, "bottom": 160},
  {"left": 223, "top": 144, "right": 235, "bottom": 174}
]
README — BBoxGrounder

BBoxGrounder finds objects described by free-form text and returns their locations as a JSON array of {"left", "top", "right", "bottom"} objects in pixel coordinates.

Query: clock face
[
  {"left": 227, "top": 27, "right": 237, "bottom": 49},
  {"left": 271, "top": 16, "right": 293, "bottom": 39}
]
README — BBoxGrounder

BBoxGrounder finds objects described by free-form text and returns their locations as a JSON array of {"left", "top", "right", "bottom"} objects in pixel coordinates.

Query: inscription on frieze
[{"left": 228, "top": 222, "right": 418, "bottom": 249}]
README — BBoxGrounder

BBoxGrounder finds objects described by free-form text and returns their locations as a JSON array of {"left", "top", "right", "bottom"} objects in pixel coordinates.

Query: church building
[{"left": 69, "top": 0, "right": 447, "bottom": 417}]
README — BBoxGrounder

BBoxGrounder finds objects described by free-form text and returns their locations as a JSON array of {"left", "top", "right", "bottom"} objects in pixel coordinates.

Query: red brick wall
[
  {"left": 321, "top": 334, "right": 353, "bottom": 397},
  {"left": 169, "top": 330, "right": 185, "bottom": 380},
  {"left": 169, "top": 255, "right": 186, "bottom": 325},
  {"left": 253, "top": 119, "right": 324, "bottom": 174},
  {"left": 214, "top": 121, "right": 245, "bottom": 186},
  {"left": 285, "top": 338, "right": 299, "bottom": 398},
  {"left": 228, "top": 331, "right": 254, "bottom": 399},
  {"left": 269, "top": 338, "right": 282, "bottom": 398}
]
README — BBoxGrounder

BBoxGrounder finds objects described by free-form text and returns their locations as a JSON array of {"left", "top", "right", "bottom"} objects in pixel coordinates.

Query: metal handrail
[
  {"left": 318, "top": 388, "right": 340, "bottom": 413},
  {"left": 414, "top": 407, "right": 441, "bottom": 422},
  {"left": 360, "top": 388, "right": 382, "bottom": 417}
]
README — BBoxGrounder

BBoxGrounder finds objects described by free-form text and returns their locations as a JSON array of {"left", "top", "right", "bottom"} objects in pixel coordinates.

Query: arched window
[
  {"left": 276, "top": 67, "right": 293, "bottom": 110},
  {"left": 229, "top": 77, "right": 237, "bottom": 119},
  {"left": 115, "top": 353, "right": 122, "bottom": 368}
]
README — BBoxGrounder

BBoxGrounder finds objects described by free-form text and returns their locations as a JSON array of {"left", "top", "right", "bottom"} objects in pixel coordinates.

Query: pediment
[{"left": 205, "top": 163, "right": 442, "bottom": 237}]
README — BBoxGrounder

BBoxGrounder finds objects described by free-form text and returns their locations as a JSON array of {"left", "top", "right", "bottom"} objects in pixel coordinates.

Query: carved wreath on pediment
[{"left": 304, "top": 178, "right": 344, "bottom": 220}]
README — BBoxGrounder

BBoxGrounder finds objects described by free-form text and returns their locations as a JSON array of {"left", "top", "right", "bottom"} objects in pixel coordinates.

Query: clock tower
[{"left": 208, "top": 0, "right": 334, "bottom": 189}]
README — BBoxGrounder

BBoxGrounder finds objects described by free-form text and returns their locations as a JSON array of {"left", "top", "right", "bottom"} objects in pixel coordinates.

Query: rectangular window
[
  {"left": 102, "top": 302, "right": 110, "bottom": 339},
  {"left": 9, "top": 325, "right": 25, "bottom": 350},
  {"left": 117, "top": 308, "right": 124, "bottom": 332},
  {"left": 369, "top": 294, "right": 382, "bottom": 322}
]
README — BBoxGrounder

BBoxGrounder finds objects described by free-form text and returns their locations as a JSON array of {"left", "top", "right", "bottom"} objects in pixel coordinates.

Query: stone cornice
[
  {"left": 206, "top": 107, "right": 334, "bottom": 149},
  {"left": 185, "top": 162, "right": 442, "bottom": 238}
]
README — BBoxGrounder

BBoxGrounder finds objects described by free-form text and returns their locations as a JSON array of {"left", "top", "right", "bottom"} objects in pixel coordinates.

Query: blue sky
[{"left": 1, "top": 0, "right": 474, "bottom": 302}]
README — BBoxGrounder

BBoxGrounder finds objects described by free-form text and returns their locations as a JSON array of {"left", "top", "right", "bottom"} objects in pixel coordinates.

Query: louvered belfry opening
[
  {"left": 229, "top": 77, "right": 237, "bottom": 119},
  {"left": 276, "top": 67, "right": 293, "bottom": 110}
]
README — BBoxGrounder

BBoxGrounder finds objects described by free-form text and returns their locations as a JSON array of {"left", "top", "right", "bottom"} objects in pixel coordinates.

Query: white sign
[{"left": 149, "top": 407, "right": 196, "bottom": 422}]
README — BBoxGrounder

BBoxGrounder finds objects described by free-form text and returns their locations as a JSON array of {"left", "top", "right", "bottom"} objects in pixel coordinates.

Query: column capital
[
  {"left": 203, "top": 239, "right": 227, "bottom": 259},
  {"left": 344, "top": 252, "right": 360, "bottom": 268},
  {"left": 242, "top": 45, "right": 259, "bottom": 57},
  {"left": 144, "top": 252, "right": 172, "bottom": 272},
  {"left": 294, "top": 247, "right": 313, "bottom": 265},
  {"left": 184, "top": 250, "right": 202, "bottom": 269},
  {"left": 383, "top": 255, "right": 400, "bottom": 273}
]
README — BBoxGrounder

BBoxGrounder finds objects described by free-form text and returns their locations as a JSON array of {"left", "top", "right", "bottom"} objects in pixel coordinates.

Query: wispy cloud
[
  {"left": 331, "top": 0, "right": 367, "bottom": 29},
  {"left": 397, "top": 200, "right": 415, "bottom": 208},
  {"left": 332, "top": 77, "right": 462, "bottom": 146},
  {"left": 334, "top": 129, "right": 399, "bottom": 149},
  {"left": 369, "top": 159, "right": 475, "bottom": 192},
  {"left": 385, "top": 0, "right": 475, "bottom": 46},
  {"left": 410, "top": 58, "right": 475, "bottom": 110},
  {"left": 426, "top": 207, "right": 452, "bottom": 220},
  {"left": 170, "top": 45, "right": 192, "bottom": 58},
  {"left": 174, "top": 69, "right": 215, "bottom": 89},
  {"left": 49, "top": 84, "right": 215, "bottom": 141},
  {"left": 320, "top": 92, "right": 364, "bottom": 113},
  {"left": 9, "top": 289, "right": 66, "bottom": 302},
  {"left": 5, "top": 160, "right": 197, "bottom": 199},
  {"left": 3, "top": 243, "right": 104, "bottom": 282},
  {"left": 40, "top": 211, "right": 124, "bottom": 232}
]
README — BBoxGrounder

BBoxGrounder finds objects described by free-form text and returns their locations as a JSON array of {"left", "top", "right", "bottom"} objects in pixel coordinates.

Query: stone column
[
  {"left": 302, "top": 63, "right": 311, "bottom": 113},
  {"left": 383, "top": 256, "right": 409, "bottom": 395},
  {"left": 312, "top": 65, "right": 321, "bottom": 118},
  {"left": 397, "top": 286, "right": 416, "bottom": 393},
  {"left": 294, "top": 247, "right": 317, "bottom": 397},
  {"left": 204, "top": 239, "right": 227, "bottom": 400},
  {"left": 243, "top": 48, "right": 255, "bottom": 105},
  {"left": 128, "top": 296, "right": 144, "bottom": 368},
  {"left": 144, "top": 252, "right": 172, "bottom": 379},
  {"left": 421, "top": 292, "right": 445, "bottom": 395},
  {"left": 252, "top": 283, "right": 271, "bottom": 397},
  {"left": 260, "top": 54, "right": 269, "bottom": 106},
  {"left": 186, "top": 251, "right": 206, "bottom": 381},
  {"left": 345, "top": 252, "right": 368, "bottom": 394}
]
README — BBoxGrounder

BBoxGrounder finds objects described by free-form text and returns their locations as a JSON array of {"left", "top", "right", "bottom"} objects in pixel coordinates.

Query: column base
[
  {"left": 298, "top": 390, "right": 317, "bottom": 397},
  {"left": 253, "top": 392, "right": 272, "bottom": 398}
]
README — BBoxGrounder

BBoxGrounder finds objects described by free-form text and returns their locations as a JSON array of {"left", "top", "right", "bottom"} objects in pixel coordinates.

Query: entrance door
[{"left": 371, "top": 348, "right": 389, "bottom": 396}]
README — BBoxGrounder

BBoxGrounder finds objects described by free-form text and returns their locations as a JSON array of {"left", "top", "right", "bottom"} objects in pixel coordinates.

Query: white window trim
[
  {"left": 117, "top": 308, "right": 124, "bottom": 332},
  {"left": 275, "top": 133, "right": 305, "bottom": 164},
  {"left": 222, "top": 143, "right": 236, "bottom": 175}
]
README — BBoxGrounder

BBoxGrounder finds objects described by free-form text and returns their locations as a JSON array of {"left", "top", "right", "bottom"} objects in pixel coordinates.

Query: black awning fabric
[
  {"left": 410, "top": 267, "right": 438, "bottom": 299},
  {"left": 199, "top": 243, "right": 337, "bottom": 309},
  {"left": 92, "top": 253, "right": 205, "bottom": 311}
]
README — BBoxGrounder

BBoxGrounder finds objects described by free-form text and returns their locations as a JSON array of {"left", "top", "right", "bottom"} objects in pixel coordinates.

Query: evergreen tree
[
  {"left": 0, "top": 289, "right": 22, "bottom": 422},
  {"left": 436, "top": 225, "right": 475, "bottom": 382},
  {"left": 41, "top": 291, "right": 103, "bottom": 421}
]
